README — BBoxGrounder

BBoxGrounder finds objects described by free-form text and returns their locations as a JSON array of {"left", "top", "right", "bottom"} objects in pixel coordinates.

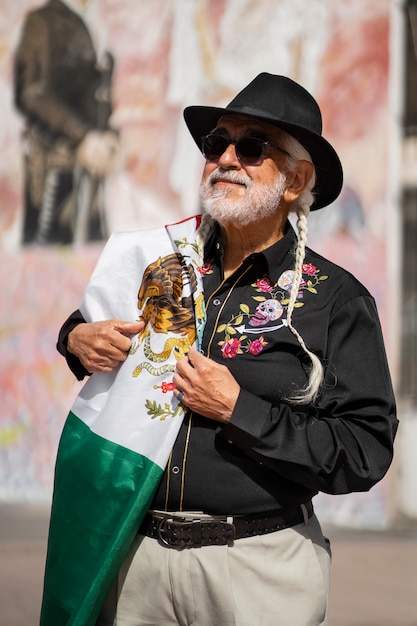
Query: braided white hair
[
  {"left": 195, "top": 130, "right": 323, "bottom": 404},
  {"left": 280, "top": 133, "right": 324, "bottom": 404},
  {"left": 195, "top": 212, "right": 215, "bottom": 261}
]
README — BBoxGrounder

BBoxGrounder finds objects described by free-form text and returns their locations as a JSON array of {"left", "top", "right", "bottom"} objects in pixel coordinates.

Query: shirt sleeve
[
  {"left": 220, "top": 295, "right": 398, "bottom": 495},
  {"left": 56, "top": 309, "right": 90, "bottom": 381}
]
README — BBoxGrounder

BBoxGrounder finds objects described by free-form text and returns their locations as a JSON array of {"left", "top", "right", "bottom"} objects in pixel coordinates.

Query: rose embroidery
[
  {"left": 248, "top": 337, "right": 268, "bottom": 355},
  {"left": 302, "top": 263, "right": 317, "bottom": 275},
  {"left": 220, "top": 338, "right": 242, "bottom": 358},
  {"left": 220, "top": 335, "right": 268, "bottom": 358},
  {"left": 198, "top": 260, "right": 214, "bottom": 275},
  {"left": 255, "top": 277, "right": 274, "bottom": 292}
]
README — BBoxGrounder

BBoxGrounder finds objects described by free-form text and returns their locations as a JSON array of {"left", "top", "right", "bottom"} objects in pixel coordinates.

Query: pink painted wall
[{"left": 0, "top": 0, "right": 394, "bottom": 526}]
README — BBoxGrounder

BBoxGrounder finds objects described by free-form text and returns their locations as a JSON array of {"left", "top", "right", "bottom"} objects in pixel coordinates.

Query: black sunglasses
[{"left": 201, "top": 133, "right": 290, "bottom": 165}]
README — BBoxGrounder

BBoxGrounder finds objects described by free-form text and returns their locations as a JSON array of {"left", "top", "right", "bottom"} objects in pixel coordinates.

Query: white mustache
[{"left": 208, "top": 169, "right": 252, "bottom": 188}]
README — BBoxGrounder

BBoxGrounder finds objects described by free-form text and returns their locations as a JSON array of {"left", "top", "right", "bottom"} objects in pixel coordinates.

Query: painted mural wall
[{"left": 1, "top": 0, "right": 395, "bottom": 527}]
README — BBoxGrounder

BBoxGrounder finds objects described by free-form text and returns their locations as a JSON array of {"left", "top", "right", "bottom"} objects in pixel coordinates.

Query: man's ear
[{"left": 283, "top": 160, "right": 314, "bottom": 204}]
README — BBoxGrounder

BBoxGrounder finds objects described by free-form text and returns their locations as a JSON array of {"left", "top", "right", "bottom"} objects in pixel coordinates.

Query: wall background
[{"left": 1, "top": 0, "right": 397, "bottom": 527}]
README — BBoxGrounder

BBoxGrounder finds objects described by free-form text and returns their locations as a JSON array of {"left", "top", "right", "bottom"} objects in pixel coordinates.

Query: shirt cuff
[
  {"left": 56, "top": 310, "right": 90, "bottom": 381},
  {"left": 220, "top": 388, "right": 271, "bottom": 450}
]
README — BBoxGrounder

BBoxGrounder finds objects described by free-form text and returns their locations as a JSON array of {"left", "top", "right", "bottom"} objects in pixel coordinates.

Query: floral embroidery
[
  {"left": 216, "top": 263, "right": 327, "bottom": 359},
  {"left": 302, "top": 263, "right": 317, "bottom": 275},
  {"left": 255, "top": 277, "right": 274, "bottom": 292},
  {"left": 197, "top": 259, "right": 214, "bottom": 275},
  {"left": 220, "top": 337, "right": 242, "bottom": 358},
  {"left": 219, "top": 334, "right": 269, "bottom": 358},
  {"left": 248, "top": 336, "right": 269, "bottom": 355}
]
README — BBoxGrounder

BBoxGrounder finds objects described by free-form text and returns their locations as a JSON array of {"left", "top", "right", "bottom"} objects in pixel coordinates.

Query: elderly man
[{"left": 44, "top": 73, "right": 397, "bottom": 626}]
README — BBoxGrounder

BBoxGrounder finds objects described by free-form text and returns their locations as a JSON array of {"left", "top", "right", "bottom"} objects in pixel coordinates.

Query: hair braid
[
  {"left": 196, "top": 212, "right": 215, "bottom": 261},
  {"left": 286, "top": 201, "right": 324, "bottom": 404}
]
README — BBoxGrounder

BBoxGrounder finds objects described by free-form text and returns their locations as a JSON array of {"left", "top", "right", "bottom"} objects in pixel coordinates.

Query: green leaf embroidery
[
  {"left": 216, "top": 324, "right": 228, "bottom": 333},
  {"left": 145, "top": 399, "right": 166, "bottom": 419},
  {"left": 145, "top": 398, "right": 184, "bottom": 421}
]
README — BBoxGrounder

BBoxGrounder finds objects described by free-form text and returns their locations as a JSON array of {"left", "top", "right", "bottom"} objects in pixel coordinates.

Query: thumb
[{"left": 113, "top": 320, "right": 145, "bottom": 336}]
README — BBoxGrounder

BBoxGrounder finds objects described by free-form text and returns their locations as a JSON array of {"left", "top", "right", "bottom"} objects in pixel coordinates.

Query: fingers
[
  {"left": 67, "top": 319, "right": 144, "bottom": 374},
  {"left": 187, "top": 347, "right": 202, "bottom": 364},
  {"left": 173, "top": 349, "right": 240, "bottom": 422},
  {"left": 173, "top": 350, "right": 200, "bottom": 403}
]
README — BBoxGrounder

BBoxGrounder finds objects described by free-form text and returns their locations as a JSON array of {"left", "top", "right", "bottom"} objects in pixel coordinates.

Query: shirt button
[
  {"left": 172, "top": 466, "right": 180, "bottom": 475},
  {"left": 213, "top": 298, "right": 221, "bottom": 306}
]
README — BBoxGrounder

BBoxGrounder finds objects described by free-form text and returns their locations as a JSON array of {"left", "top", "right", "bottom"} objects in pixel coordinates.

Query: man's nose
[{"left": 217, "top": 142, "right": 241, "bottom": 168}]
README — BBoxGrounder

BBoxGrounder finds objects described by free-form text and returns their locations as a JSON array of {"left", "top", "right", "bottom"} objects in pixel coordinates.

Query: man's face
[{"left": 199, "top": 115, "right": 290, "bottom": 227}]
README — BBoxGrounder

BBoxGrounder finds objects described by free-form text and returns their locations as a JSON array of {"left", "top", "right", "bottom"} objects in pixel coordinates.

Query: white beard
[{"left": 199, "top": 169, "right": 287, "bottom": 227}]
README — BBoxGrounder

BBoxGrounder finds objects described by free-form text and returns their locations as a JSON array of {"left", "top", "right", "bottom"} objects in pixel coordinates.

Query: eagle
[{"left": 137, "top": 253, "right": 197, "bottom": 341}]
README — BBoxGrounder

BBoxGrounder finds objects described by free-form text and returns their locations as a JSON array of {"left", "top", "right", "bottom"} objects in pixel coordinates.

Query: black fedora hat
[{"left": 183, "top": 73, "right": 343, "bottom": 210}]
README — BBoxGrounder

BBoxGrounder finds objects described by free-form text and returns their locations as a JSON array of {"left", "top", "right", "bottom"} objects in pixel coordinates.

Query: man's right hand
[{"left": 67, "top": 319, "right": 145, "bottom": 374}]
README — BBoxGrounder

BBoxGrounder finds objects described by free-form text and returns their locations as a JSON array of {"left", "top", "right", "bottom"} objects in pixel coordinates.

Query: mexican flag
[{"left": 40, "top": 216, "right": 204, "bottom": 625}]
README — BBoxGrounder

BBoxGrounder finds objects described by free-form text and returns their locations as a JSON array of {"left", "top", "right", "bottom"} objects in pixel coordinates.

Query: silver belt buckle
[{"left": 157, "top": 515, "right": 175, "bottom": 546}]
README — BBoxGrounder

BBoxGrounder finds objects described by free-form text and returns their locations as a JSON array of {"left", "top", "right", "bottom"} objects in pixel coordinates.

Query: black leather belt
[{"left": 139, "top": 501, "right": 313, "bottom": 548}]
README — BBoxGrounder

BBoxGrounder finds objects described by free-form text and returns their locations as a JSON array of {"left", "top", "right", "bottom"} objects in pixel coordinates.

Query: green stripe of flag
[{"left": 40, "top": 411, "right": 163, "bottom": 626}]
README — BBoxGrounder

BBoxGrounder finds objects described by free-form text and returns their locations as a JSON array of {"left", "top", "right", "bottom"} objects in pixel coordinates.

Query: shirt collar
[
  {"left": 204, "top": 220, "right": 298, "bottom": 282},
  {"left": 261, "top": 222, "right": 298, "bottom": 282}
]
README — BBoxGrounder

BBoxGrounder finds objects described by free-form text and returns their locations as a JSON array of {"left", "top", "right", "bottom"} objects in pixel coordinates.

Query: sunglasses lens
[
  {"left": 202, "top": 135, "right": 228, "bottom": 161},
  {"left": 236, "top": 137, "right": 264, "bottom": 163}
]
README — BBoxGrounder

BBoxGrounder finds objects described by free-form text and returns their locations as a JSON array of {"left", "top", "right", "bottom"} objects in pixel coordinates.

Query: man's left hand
[{"left": 173, "top": 348, "right": 240, "bottom": 423}]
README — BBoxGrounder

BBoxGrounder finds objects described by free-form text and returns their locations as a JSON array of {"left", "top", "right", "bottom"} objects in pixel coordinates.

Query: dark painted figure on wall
[{"left": 14, "top": 0, "right": 118, "bottom": 245}]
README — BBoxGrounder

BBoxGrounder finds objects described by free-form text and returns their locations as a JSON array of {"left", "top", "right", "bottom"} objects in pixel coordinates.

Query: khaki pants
[{"left": 98, "top": 514, "right": 331, "bottom": 626}]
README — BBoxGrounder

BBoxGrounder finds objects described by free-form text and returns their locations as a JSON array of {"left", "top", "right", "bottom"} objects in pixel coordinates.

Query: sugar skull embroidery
[{"left": 249, "top": 299, "right": 283, "bottom": 327}]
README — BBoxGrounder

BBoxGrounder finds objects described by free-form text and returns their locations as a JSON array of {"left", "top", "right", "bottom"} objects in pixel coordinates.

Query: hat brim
[{"left": 183, "top": 105, "right": 343, "bottom": 210}]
